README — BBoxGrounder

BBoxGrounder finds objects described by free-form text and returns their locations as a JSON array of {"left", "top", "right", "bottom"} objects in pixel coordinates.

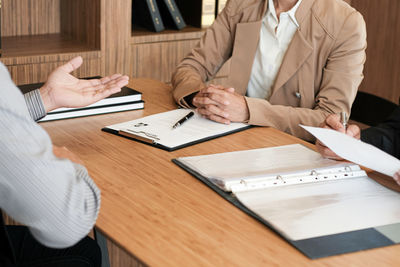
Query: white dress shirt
[{"left": 247, "top": 0, "right": 302, "bottom": 99}]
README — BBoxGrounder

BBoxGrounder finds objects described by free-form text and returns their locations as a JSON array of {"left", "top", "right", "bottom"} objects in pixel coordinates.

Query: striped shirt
[{"left": 0, "top": 63, "right": 100, "bottom": 248}]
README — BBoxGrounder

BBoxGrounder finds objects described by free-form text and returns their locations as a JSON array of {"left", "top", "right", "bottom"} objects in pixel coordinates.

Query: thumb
[
  {"left": 225, "top": 87, "right": 235, "bottom": 93},
  {"left": 58, "top": 56, "right": 83, "bottom": 73}
]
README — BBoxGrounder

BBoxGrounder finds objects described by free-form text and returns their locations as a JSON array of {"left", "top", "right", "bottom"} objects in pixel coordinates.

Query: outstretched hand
[{"left": 40, "top": 56, "right": 129, "bottom": 112}]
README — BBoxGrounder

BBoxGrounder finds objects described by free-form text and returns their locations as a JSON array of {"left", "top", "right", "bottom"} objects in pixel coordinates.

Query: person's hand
[
  {"left": 394, "top": 170, "right": 400, "bottom": 186},
  {"left": 192, "top": 85, "right": 249, "bottom": 124},
  {"left": 316, "top": 114, "right": 361, "bottom": 160},
  {"left": 53, "top": 145, "right": 84, "bottom": 165},
  {"left": 40, "top": 56, "right": 129, "bottom": 112}
]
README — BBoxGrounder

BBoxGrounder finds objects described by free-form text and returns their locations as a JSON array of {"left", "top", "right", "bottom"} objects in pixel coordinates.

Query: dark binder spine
[
  {"left": 147, "top": 0, "right": 165, "bottom": 32},
  {"left": 133, "top": 0, "right": 165, "bottom": 32},
  {"left": 156, "top": 0, "right": 186, "bottom": 30}
]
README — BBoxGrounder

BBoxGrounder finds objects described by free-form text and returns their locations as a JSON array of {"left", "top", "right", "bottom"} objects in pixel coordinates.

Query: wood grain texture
[
  {"left": 1, "top": 0, "right": 61, "bottom": 37},
  {"left": 40, "top": 78, "right": 400, "bottom": 267},
  {"left": 351, "top": 0, "right": 400, "bottom": 103},
  {"left": 5, "top": 58, "right": 102, "bottom": 85},
  {"left": 102, "top": 0, "right": 131, "bottom": 76},
  {"left": 130, "top": 38, "right": 230, "bottom": 83},
  {"left": 60, "top": 0, "right": 101, "bottom": 50}
]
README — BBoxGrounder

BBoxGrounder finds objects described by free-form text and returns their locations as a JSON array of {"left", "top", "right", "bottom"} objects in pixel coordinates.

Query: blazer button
[{"left": 295, "top": 92, "right": 301, "bottom": 99}]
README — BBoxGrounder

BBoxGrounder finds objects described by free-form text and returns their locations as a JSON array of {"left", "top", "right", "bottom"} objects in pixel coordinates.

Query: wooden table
[{"left": 41, "top": 79, "right": 400, "bottom": 267}]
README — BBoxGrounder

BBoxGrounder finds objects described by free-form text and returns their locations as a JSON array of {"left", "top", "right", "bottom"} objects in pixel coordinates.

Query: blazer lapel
[
  {"left": 228, "top": 0, "right": 268, "bottom": 95},
  {"left": 271, "top": 0, "right": 314, "bottom": 94},
  {"left": 228, "top": 21, "right": 263, "bottom": 95}
]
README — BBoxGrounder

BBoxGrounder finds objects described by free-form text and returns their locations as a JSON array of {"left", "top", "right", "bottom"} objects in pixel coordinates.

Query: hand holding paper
[{"left": 301, "top": 125, "right": 400, "bottom": 179}]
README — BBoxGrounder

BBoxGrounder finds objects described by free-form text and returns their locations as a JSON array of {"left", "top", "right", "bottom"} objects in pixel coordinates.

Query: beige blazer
[{"left": 171, "top": 0, "right": 366, "bottom": 141}]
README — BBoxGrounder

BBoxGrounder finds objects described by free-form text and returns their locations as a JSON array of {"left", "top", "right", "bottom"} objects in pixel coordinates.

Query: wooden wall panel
[
  {"left": 103, "top": 0, "right": 131, "bottom": 76},
  {"left": 130, "top": 40, "right": 230, "bottom": 84},
  {"left": 1, "top": 0, "right": 61, "bottom": 37},
  {"left": 7, "top": 58, "right": 102, "bottom": 85},
  {"left": 352, "top": 0, "right": 400, "bottom": 103},
  {"left": 60, "top": 0, "right": 101, "bottom": 49},
  {"left": 130, "top": 40, "right": 199, "bottom": 82}
]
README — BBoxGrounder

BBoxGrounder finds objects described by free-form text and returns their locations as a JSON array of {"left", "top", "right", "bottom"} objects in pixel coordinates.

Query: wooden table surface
[{"left": 41, "top": 79, "right": 400, "bottom": 267}]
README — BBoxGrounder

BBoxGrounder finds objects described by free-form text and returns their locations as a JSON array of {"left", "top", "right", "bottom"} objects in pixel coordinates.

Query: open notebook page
[{"left": 105, "top": 109, "right": 249, "bottom": 149}]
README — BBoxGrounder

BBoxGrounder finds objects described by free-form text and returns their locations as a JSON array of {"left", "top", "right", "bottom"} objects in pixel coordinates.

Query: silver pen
[{"left": 340, "top": 111, "right": 348, "bottom": 130}]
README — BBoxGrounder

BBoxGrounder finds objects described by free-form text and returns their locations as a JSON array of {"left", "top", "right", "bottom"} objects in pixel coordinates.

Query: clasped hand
[{"left": 192, "top": 85, "right": 249, "bottom": 124}]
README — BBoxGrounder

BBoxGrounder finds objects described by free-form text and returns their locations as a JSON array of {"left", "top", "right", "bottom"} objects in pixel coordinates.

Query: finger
[
  {"left": 58, "top": 56, "right": 83, "bottom": 73},
  {"left": 207, "top": 91, "right": 230, "bottom": 105},
  {"left": 198, "top": 104, "right": 229, "bottom": 119},
  {"left": 316, "top": 144, "right": 343, "bottom": 160},
  {"left": 207, "top": 114, "right": 231, "bottom": 124},
  {"left": 346, "top": 125, "right": 361, "bottom": 139},
  {"left": 77, "top": 78, "right": 102, "bottom": 89},
  {"left": 325, "top": 114, "right": 345, "bottom": 132},
  {"left": 394, "top": 171, "right": 400, "bottom": 185},
  {"left": 101, "top": 74, "right": 125, "bottom": 84},
  {"left": 193, "top": 96, "right": 220, "bottom": 107},
  {"left": 200, "top": 88, "right": 231, "bottom": 105},
  {"left": 201, "top": 86, "right": 227, "bottom": 95},
  {"left": 225, "top": 87, "right": 235, "bottom": 93}
]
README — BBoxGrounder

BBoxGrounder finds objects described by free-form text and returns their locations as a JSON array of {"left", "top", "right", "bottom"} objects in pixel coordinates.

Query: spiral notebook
[
  {"left": 102, "top": 109, "right": 250, "bottom": 151},
  {"left": 173, "top": 144, "right": 400, "bottom": 259}
]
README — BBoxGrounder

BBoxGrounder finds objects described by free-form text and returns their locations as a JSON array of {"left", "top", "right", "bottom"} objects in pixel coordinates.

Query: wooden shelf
[
  {"left": 0, "top": 34, "right": 101, "bottom": 65},
  {"left": 131, "top": 26, "right": 205, "bottom": 44}
]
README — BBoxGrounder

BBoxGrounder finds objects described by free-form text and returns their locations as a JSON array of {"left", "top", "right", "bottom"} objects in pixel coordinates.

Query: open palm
[{"left": 40, "top": 56, "right": 129, "bottom": 112}]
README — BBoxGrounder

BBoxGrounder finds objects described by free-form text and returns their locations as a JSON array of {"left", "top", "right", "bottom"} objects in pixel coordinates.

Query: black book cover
[
  {"left": 133, "top": 0, "right": 165, "bottom": 32},
  {"left": 156, "top": 0, "right": 186, "bottom": 30}
]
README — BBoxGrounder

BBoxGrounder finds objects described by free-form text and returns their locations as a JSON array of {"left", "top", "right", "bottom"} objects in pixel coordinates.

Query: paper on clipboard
[{"left": 301, "top": 125, "right": 400, "bottom": 177}]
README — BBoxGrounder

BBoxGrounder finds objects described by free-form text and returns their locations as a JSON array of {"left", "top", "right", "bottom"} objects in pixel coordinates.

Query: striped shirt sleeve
[{"left": 24, "top": 89, "right": 46, "bottom": 121}]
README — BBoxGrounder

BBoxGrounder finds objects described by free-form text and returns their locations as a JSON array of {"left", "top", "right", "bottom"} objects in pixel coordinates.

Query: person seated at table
[
  {"left": 0, "top": 56, "right": 129, "bottom": 267},
  {"left": 171, "top": 0, "right": 367, "bottom": 141},
  {"left": 316, "top": 108, "right": 400, "bottom": 184}
]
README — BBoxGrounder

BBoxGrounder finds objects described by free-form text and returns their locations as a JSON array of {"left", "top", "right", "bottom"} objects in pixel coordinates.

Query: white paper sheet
[
  {"left": 105, "top": 109, "right": 249, "bottom": 149},
  {"left": 235, "top": 176, "right": 400, "bottom": 241},
  {"left": 301, "top": 125, "right": 400, "bottom": 177}
]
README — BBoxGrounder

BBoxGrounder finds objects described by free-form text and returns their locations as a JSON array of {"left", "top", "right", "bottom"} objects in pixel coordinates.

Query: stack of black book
[{"left": 18, "top": 78, "right": 144, "bottom": 122}]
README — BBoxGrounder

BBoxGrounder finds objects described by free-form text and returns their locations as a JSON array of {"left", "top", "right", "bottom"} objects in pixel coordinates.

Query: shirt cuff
[{"left": 24, "top": 89, "right": 47, "bottom": 121}]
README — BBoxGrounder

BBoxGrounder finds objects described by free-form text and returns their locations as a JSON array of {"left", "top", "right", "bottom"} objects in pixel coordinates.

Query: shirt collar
[{"left": 267, "top": 0, "right": 303, "bottom": 27}]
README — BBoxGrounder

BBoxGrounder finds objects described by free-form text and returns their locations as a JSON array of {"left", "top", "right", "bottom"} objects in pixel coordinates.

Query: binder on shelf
[
  {"left": 215, "top": 0, "right": 227, "bottom": 17},
  {"left": 173, "top": 144, "right": 400, "bottom": 259},
  {"left": 132, "top": 0, "right": 165, "bottom": 32},
  {"left": 156, "top": 0, "right": 186, "bottom": 30},
  {"left": 18, "top": 77, "right": 143, "bottom": 122},
  {"left": 102, "top": 108, "right": 250, "bottom": 151},
  {"left": 175, "top": 0, "right": 216, "bottom": 28}
]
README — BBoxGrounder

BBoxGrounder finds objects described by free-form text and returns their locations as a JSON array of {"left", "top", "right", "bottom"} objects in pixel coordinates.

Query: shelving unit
[
  {"left": 1, "top": 0, "right": 229, "bottom": 87},
  {"left": 1, "top": 0, "right": 102, "bottom": 85}
]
